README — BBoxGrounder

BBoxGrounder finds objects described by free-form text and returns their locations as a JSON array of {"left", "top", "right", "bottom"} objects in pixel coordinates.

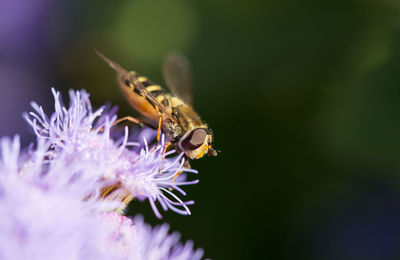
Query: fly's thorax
[
  {"left": 163, "top": 100, "right": 212, "bottom": 158},
  {"left": 172, "top": 102, "right": 203, "bottom": 130},
  {"left": 178, "top": 127, "right": 214, "bottom": 159},
  {"left": 163, "top": 119, "right": 184, "bottom": 141}
]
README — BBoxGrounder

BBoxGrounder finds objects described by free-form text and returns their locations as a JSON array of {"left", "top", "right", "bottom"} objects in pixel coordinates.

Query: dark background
[{"left": 2, "top": 0, "right": 400, "bottom": 259}]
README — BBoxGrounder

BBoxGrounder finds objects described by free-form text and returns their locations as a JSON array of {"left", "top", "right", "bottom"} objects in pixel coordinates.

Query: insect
[{"left": 96, "top": 51, "right": 217, "bottom": 161}]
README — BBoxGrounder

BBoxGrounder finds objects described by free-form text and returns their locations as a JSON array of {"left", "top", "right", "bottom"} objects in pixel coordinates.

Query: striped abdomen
[{"left": 118, "top": 71, "right": 172, "bottom": 122}]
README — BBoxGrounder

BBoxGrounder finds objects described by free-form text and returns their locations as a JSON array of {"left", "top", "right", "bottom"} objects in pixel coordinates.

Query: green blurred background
[{"left": 3, "top": 0, "right": 400, "bottom": 259}]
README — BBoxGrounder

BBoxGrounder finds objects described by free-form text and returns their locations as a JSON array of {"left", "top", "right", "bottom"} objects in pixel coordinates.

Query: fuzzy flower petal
[
  {"left": 0, "top": 88, "right": 208, "bottom": 259},
  {"left": 0, "top": 137, "right": 125, "bottom": 260},
  {"left": 130, "top": 215, "right": 204, "bottom": 260},
  {"left": 24, "top": 88, "right": 197, "bottom": 218},
  {"left": 0, "top": 135, "right": 204, "bottom": 259},
  {"left": 106, "top": 214, "right": 204, "bottom": 260}
]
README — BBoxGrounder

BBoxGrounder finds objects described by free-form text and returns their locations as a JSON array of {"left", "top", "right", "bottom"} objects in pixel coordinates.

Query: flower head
[
  {"left": 24, "top": 88, "right": 198, "bottom": 218},
  {"left": 0, "top": 87, "right": 207, "bottom": 259},
  {"left": 0, "top": 136, "right": 124, "bottom": 260},
  {"left": 0, "top": 136, "right": 204, "bottom": 259},
  {"left": 129, "top": 215, "right": 204, "bottom": 260},
  {"left": 106, "top": 213, "right": 204, "bottom": 260}
]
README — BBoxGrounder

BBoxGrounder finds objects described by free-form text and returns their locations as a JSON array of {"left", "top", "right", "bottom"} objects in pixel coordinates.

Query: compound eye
[{"left": 181, "top": 128, "right": 207, "bottom": 151}]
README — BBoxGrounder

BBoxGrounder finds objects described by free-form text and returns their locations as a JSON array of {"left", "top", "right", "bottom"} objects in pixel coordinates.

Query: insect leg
[
  {"left": 172, "top": 160, "right": 191, "bottom": 183},
  {"left": 98, "top": 116, "right": 143, "bottom": 133},
  {"left": 172, "top": 170, "right": 183, "bottom": 182},
  {"left": 157, "top": 142, "right": 172, "bottom": 175},
  {"left": 156, "top": 115, "right": 162, "bottom": 142},
  {"left": 162, "top": 142, "right": 171, "bottom": 159},
  {"left": 113, "top": 116, "right": 144, "bottom": 127}
]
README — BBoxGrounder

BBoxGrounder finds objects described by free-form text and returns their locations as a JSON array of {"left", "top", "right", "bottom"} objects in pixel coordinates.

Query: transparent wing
[
  {"left": 162, "top": 52, "right": 193, "bottom": 105},
  {"left": 96, "top": 50, "right": 176, "bottom": 122}
]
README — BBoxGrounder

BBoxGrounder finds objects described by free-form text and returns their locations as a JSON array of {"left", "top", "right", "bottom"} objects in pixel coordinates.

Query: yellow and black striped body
[
  {"left": 119, "top": 72, "right": 170, "bottom": 122},
  {"left": 96, "top": 52, "right": 216, "bottom": 214},
  {"left": 100, "top": 182, "right": 133, "bottom": 213},
  {"left": 96, "top": 51, "right": 215, "bottom": 160},
  {"left": 119, "top": 72, "right": 208, "bottom": 145}
]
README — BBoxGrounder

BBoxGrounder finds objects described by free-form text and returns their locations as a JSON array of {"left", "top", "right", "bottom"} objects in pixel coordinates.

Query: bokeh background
[{"left": 2, "top": 0, "right": 400, "bottom": 259}]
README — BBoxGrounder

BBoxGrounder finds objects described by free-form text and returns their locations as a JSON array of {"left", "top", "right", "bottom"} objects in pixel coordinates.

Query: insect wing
[
  {"left": 162, "top": 53, "right": 193, "bottom": 105},
  {"left": 96, "top": 51, "right": 176, "bottom": 122}
]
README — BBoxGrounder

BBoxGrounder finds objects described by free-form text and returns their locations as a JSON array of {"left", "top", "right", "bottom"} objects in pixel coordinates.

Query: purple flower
[
  {"left": 130, "top": 215, "right": 204, "bottom": 260},
  {"left": 24, "top": 88, "right": 198, "bottom": 217},
  {"left": 0, "top": 136, "right": 125, "bottom": 259},
  {"left": 0, "top": 136, "right": 204, "bottom": 259},
  {"left": 106, "top": 214, "right": 204, "bottom": 260},
  {"left": 0, "top": 88, "right": 206, "bottom": 259}
]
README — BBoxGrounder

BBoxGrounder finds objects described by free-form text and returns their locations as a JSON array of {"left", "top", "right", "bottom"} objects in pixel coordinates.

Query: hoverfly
[{"left": 96, "top": 51, "right": 217, "bottom": 161}]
